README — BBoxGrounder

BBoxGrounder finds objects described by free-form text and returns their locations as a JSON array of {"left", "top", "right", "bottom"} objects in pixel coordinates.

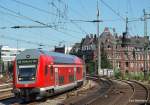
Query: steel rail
[
  {"left": 85, "top": 76, "right": 113, "bottom": 105},
  {"left": 120, "top": 80, "right": 149, "bottom": 105},
  {"left": 0, "top": 83, "right": 12, "bottom": 87},
  {"left": 130, "top": 80, "right": 149, "bottom": 105}
]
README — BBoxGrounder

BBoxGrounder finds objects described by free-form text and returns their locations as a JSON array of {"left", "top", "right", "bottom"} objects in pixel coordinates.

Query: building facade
[
  {"left": 70, "top": 27, "right": 150, "bottom": 74},
  {"left": 0, "top": 46, "right": 25, "bottom": 75},
  {"left": 1, "top": 46, "right": 25, "bottom": 62}
]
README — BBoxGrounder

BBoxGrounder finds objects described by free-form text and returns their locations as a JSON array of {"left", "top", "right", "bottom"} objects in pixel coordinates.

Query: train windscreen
[
  {"left": 18, "top": 65, "right": 36, "bottom": 81},
  {"left": 17, "top": 59, "right": 38, "bottom": 82}
]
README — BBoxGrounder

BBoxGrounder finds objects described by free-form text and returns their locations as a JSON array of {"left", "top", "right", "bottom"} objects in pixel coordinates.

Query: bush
[
  {"left": 114, "top": 67, "right": 121, "bottom": 79},
  {"left": 125, "top": 72, "right": 144, "bottom": 81}
]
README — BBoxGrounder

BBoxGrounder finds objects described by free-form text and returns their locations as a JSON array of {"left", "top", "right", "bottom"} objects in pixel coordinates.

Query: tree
[
  {"left": 114, "top": 67, "right": 121, "bottom": 79},
  {"left": 101, "top": 42, "right": 112, "bottom": 69}
]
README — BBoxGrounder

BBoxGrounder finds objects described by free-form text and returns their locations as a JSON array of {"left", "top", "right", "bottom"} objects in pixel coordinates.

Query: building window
[
  {"left": 141, "top": 63, "right": 144, "bottom": 68},
  {"left": 141, "top": 54, "right": 143, "bottom": 60},
  {"left": 107, "top": 45, "right": 110, "bottom": 48},
  {"left": 82, "top": 46, "right": 84, "bottom": 51},
  {"left": 136, "top": 54, "right": 138, "bottom": 60},
  {"left": 130, "top": 62, "right": 133, "bottom": 68},
  {"left": 126, "top": 62, "right": 129, "bottom": 67},
  {"left": 147, "top": 55, "right": 149, "bottom": 60},
  {"left": 1, "top": 53, "right": 6, "bottom": 56},
  {"left": 119, "top": 61, "right": 121, "bottom": 68},
  {"left": 138, "top": 54, "right": 140, "bottom": 60}
]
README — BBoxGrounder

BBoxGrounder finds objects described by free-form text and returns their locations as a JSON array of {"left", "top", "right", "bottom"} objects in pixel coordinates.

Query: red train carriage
[{"left": 13, "top": 49, "right": 85, "bottom": 100}]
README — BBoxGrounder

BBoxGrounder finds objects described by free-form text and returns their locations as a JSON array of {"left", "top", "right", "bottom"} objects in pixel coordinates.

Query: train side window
[
  {"left": 69, "top": 75, "right": 74, "bottom": 82},
  {"left": 45, "top": 65, "right": 48, "bottom": 75},
  {"left": 59, "top": 76, "right": 64, "bottom": 84},
  {"left": 50, "top": 66, "right": 53, "bottom": 75},
  {"left": 77, "top": 68, "right": 80, "bottom": 73}
]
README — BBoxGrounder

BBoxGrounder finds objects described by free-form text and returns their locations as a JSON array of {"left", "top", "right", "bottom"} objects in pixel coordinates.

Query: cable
[
  {"left": 9, "top": 0, "right": 88, "bottom": 36},
  {"left": 0, "top": 9, "right": 60, "bottom": 43},
  {"left": 0, "top": 9, "right": 82, "bottom": 40},
  {"left": 100, "top": 0, "right": 125, "bottom": 21},
  {"left": 0, "top": 4, "right": 81, "bottom": 39},
  {"left": 0, "top": 10, "right": 60, "bottom": 44},
  {"left": 0, "top": 34, "right": 53, "bottom": 47},
  {"left": 48, "top": 0, "right": 88, "bottom": 35},
  {"left": 9, "top": 0, "right": 59, "bottom": 17},
  {"left": 128, "top": 0, "right": 137, "bottom": 35},
  {"left": 70, "top": 21, "right": 88, "bottom": 35}
]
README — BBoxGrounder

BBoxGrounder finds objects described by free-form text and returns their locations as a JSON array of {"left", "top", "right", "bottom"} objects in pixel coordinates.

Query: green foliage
[
  {"left": 124, "top": 72, "right": 144, "bottom": 81},
  {"left": 8, "top": 63, "right": 13, "bottom": 73},
  {"left": 70, "top": 50, "right": 83, "bottom": 58},
  {"left": 0, "top": 59, "right": 4, "bottom": 74},
  {"left": 0, "top": 59, "right": 2, "bottom": 64},
  {"left": 87, "top": 61, "right": 95, "bottom": 75},
  {"left": 114, "top": 67, "right": 121, "bottom": 79},
  {"left": 148, "top": 74, "right": 150, "bottom": 82},
  {"left": 101, "top": 44, "right": 112, "bottom": 69}
]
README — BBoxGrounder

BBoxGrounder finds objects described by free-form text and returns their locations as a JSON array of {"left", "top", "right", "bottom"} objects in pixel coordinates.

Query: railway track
[
  {"left": 0, "top": 79, "right": 95, "bottom": 105},
  {"left": 0, "top": 77, "right": 149, "bottom": 105},
  {"left": 62, "top": 77, "right": 150, "bottom": 105},
  {"left": 0, "top": 83, "right": 14, "bottom": 100},
  {"left": 125, "top": 80, "right": 149, "bottom": 105},
  {"left": 62, "top": 76, "right": 113, "bottom": 105},
  {"left": 111, "top": 79, "right": 150, "bottom": 105}
]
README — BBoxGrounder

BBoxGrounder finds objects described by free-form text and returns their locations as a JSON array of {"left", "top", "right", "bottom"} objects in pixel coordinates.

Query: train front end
[{"left": 13, "top": 50, "right": 41, "bottom": 101}]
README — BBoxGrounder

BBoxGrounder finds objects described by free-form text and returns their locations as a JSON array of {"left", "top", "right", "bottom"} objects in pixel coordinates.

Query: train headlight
[
  {"left": 18, "top": 77, "right": 22, "bottom": 80},
  {"left": 31, "top": 77, "right": 35, "bottom": 80}
]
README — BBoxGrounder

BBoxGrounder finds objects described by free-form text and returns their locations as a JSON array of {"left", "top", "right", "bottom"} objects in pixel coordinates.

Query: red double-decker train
[{"left": 13, "top": 49, "right": 85, "bottom": 101}]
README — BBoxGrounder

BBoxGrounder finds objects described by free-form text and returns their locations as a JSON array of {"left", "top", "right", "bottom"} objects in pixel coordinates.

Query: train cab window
[{"left": 18, "top": 65, "right": 36, "bottom": 81}]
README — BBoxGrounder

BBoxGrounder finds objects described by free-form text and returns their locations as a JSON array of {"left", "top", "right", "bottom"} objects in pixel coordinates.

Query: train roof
[{"left": 16, "top": 49, "right": 83, "bottom": 64}]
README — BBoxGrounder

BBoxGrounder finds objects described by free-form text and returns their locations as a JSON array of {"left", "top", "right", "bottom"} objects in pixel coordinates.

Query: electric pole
[
  {"left": 143, "top": 9, "right": 150, "bottom": 80},
  {"left": 0, "top": 45, "right": 2, "bottom": 77},
  {"left": 97, "top": 0, "right": 101, "bottom": 76},
  {"left": 125, "top": 17, "right": 129, "bottom": 34}
]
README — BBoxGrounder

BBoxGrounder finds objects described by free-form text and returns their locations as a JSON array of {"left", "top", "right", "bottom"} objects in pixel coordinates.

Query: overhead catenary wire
[
  {"left": 50, "top": 2, "right": 89, "bottom": 35},
  {"left": 0, "top": 12, "right": 52, "bottom": 47},
  {"left": 9, "top": 0, "right": 89, "bottom": 36},
  {"left": 0, "top": 25, "right": 83, "bottom": 34},
  {"left": 0, "top": 34, "right": 53, "bottom": 47},
  {"left": 0, "top": 8, "right": 82, "bottom": 37},
  {"left": 128, "top": 0, "right": 137, "bottom": 35},
  {"left": 9, "top": 0, "right": 59, "bottom": 17},
  {"left": 9, "top": 0, "right": 122, "bottom": 36},
  {"left": 70, "top": 21, "right": 88, "bottom": 35},
  {"left": 99, "top": 0, "right": 125, "bottom": 21},
  {"left": 0, "top": 9, "right": 59, "bottom": 43},
  {"left": 0, "top": 4, "right": 81, "bottom": 39},
  {"left": 10, "top": 0, "right": 83, "bottom": 34}
]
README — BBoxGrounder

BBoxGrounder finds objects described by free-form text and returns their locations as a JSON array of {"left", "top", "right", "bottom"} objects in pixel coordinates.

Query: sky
[{"left": 0, "top": 0, "right": 150, "bottom": 50}]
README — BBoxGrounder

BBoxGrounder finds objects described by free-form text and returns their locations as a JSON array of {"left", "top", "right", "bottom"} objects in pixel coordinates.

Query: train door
[
  {"left": 49, "top": 65, "right": 54, "bottom": 85},
  {"left": 55, "top": 68, "right": 58, "bottom": 86},
  {"left": 74, "top": 67, "right": 76, "bottom": 82},
  {"left": 44, "top": 65, "right": 49, "bottom": 85}
]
